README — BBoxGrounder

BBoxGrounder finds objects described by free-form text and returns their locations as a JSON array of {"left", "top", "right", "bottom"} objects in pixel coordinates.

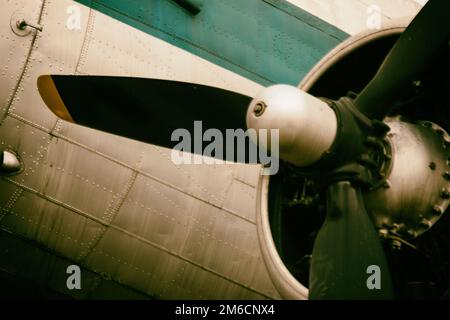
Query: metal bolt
[
  {"left": 432, "top": 205, "right": 444, "bottom": 215},
  {"left": 429, "top": 162, "right": 437, "bottom": 170},
  {"left": 435, "top": 129, "right": 445, "bottom": 137},
  {"left": 253, "top": 102, "right": 267, "bottom": 117},
  {"left": 391, "top": 239, "right": 402, "bottom": 250},
  {"left": 441, "top": 188, "right": 450, "bottom": 199},
  {"left": 420, "top": 219, "right": 432, "bottom": 229},
  {"left": 407, "top": 230, "right": 417, "bottom": 238},
  {"left": 16, "top": 19, "right": 27, "bottom": 30},
  {"left": 379, "top": 229, "right": 389, "bottom": 239},
  {"left": 15, "top": 19, "right": 43, "bottom": 32},
  {"left": 444, "top": 171, "right": 450, "bottom": 181}
]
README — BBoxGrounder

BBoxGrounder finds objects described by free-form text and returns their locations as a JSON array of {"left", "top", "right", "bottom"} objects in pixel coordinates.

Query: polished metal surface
[
  {"left": 364, "top": 119, "right": 450, "bottom": 239},
  {"left": 246, "top": 84, "right": 338, "bottom": 167}
]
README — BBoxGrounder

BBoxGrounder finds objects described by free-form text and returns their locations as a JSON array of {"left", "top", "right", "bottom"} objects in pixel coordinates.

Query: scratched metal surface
[{"left": 0, "top": 0, "right": 279, "bottom": 299}]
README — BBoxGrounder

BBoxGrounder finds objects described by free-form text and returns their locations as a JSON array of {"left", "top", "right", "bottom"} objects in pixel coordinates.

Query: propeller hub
[{"left": 246, "top": 85, "right": 338, "bottom": 167}]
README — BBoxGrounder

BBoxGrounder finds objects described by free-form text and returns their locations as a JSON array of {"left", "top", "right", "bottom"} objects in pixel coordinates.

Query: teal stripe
[{"left": 76, "top": 0, "right": 349, "bottom": 86}]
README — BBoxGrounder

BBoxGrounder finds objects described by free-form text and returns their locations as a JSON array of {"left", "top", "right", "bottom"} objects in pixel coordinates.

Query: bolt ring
[{"left": 253, "top": 101, "right": 267, "bottom": 117}]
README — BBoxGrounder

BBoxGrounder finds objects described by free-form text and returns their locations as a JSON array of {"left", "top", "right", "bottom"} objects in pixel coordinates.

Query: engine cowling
[{"left": 257, "top": 19, "right": 450, "bottom": 299}]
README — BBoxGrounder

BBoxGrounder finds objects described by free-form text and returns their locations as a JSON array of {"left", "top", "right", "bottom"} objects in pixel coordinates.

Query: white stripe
[{"left": 285, "top": 0, "right": 424, "bottom": 35}]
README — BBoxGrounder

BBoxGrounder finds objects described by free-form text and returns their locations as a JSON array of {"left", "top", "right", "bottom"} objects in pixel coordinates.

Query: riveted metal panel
[
  {"left": 75, "top": 0, "right": 348, "bottom": 86},
  {"left": 0, "top": 180, "right": 22, "bottom": 214},
  {"left": 0, "top": 116, "right": 133, "bottom": 217},
  {"left": 94, "top": 173, "right": 280, "bottom": 298},
  {"left": 72, "top": 8, "right": 262, "bottom": 96},
  {"left": 83, "top": 226, "right": 277, "bottom": 299},
  {"left": 0, "top": 230, "right": 148, "bottom": 299},
  {"left": 222, "top": 175, "right": 259, "bottom": 222},
  {"left": 0, "top": 115, "right": 51, "bottom": 187},
  {"left": 7, "top": 0, "right": 91, "bottom": 130},
  {"left": 0, "top": 0, "right": 43, "bottom": 120},
  {"left": 0, "top": 189, "right": 102, "bottom": 262}
]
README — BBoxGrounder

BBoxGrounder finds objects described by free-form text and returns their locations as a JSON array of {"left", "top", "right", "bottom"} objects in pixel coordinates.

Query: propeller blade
[
  {"left": 309, "top": 181, "right": 394, "bottom": 299},
  {"left": 38, "top": 75, "right": 259, "bottom": 163},
  {"left": 355, "top": 0, "right": 450, "bottom": 120}
]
